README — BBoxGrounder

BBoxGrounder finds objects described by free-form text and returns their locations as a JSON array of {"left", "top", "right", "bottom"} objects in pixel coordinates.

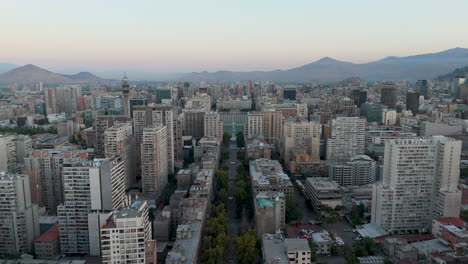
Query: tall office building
[
  {"left": 58, "top": 157, "right": 125, "bottom": 254},
  {"left": 246, "top": 112, "right": 263, "bottom": 138},
  {"left": 156, "top": 87, "right": 172, "bottom": 104},
  {"left": 351, "top": 89, "right": 367, "bottom": 108},
  {"left": 44, "top": 88, "right": 57, "bottom": 114},
  {"left": 100, "top": 200, "right": 154, "bottom": 264},
  {"left": 0, "top": 173, "right": 40, "bottom": 254},
  {"left": 282, "top": 119, "right": 320, "bottom": 159},
  {"left": 203, "top": 111, "right": 223, "bottom": 140},
  {"left": 283, "top": 87, "right": 297, "bottom": 100},
  {"left": 141, "top": 126, "right": 168, "bottom": 195},
  {"left": 326, "top": 117, "right": 366, "bottom": 161},
  {"left": 104, "top": 122, "right": 137, "bottom": 188},
  {"left": 416, "top": 80, "right": 429, "bottom": 99},
  {"left": 122, "top": 73, "right": 131, "bottom": 117},
  {"left": 0, "top": 135, "right": 17, "bottom": 173},
  {"left": 451, "top": 76, "right": 466, "bottom": 98},
  {"left": 380, "top": 82, "right": 398, "bottom": 108},
  {"left": 133, "top": 105, "right": 174, "bottom": 174},
  {"left": 371, "top": 136, "right": 462, "bottom": 234},
  {"left": 262, "top": 110, "right": 285, "bottom": 145},
  {"left": 406, "top": 91, "right": 420, "bottom": 115},
  {"left": 94, "top": 115, "right": 131, "bottom": 158}
]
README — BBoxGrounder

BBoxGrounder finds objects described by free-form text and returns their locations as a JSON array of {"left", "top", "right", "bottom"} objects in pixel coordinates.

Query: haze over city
[
  {"left": 2, "top": 1, "right": 468, "bottom": 264},
  {"left": 2, "top": 0, "right": 468, "bottom": 78}
]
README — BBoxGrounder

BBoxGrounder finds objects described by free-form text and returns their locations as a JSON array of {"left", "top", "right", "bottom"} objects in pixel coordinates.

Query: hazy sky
[{"left": 1, "top": 0, "right": 468, "bottom": 76}]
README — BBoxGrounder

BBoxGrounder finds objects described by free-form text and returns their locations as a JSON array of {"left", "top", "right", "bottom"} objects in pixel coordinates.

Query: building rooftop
[
  {"left": 357, "top": 256, "right": 385, "bottom": 264},
  {"left": 261, "top": 234, "right": 288, "bottom": 264},
  {"left": 35, "top": 224, "right": 59, "bottom": 242},
  {"left": 312, "top": 232, "right": 331, "bottom": 243},
  {"left": 434, "top": 217, "right": 465, "bottom": 228},
  {"left": 411, "top": 238, "right": 453, "bottom": 255},
  {"left": 250, "top": 159, "right": 291, "bottom": 187},
  {"left": 306, "top": 177, "right": 341, "bottom": 191},
  {"left": 166, "top": 221, "right": 201, "bottom": 264},
  {"left": 284, "top": 238, "right": 310, "bottom": 252},
  {"left": 357, "top": 223, "right": 387, "bottom": 239}
]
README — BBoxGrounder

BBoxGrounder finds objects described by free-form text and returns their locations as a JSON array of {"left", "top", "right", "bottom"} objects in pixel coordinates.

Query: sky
[{"left": 1, "top": 0, "right": 468, "bottom": 78}]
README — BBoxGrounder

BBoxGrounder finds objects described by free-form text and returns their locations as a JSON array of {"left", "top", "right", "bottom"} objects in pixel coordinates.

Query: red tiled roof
[
  {"left": 35, "top": 224, "right": 59, "bottom": 242},
  {"left": 435, "top": 217, "right": 465, "bottom": 227}
]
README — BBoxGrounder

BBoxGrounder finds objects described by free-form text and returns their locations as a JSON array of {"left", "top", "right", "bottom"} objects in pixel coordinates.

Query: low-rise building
[
  {"left": 304, "top": 177, "right": 342, "bottom": 210},
  {"left": 311, "top": 232, "right": 332, "bottom": 255},
  {"left": 34, "top": 224, "right": 60, "bottom": 260},
  {"left": 284, "top": 238, "right": 311, "bottom": 264}
]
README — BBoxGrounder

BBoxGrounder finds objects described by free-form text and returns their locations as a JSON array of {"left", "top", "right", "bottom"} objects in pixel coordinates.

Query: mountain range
[
  {"left": 1, "top": 47, "right": 468, "bottom": 83},
  {"left": 183, "top": 47, "right": 468, "bottom": 82},
  {"left": 0, "top": 64, "right": 107, "bottom": 85}
]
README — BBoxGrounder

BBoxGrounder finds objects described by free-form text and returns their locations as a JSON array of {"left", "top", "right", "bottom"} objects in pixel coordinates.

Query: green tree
[
  {"left": 461, "top": 209, "right": 468, "bottom": 222},
  {"left": 331, "top": 244, "right": 338, "bottom": 255},
  {"left": 362, "top": 237, "right": 374, "bottom": 255},
  {"left": 222, "top": 132, "right": 230, "bottom": 147},
  {"left": 285, "top": 195, "right": 302, "bottom": 223},
  {"left": 233, "top": 229, "right": 259, "bottom": 264},
  {"left": 236, "top": 131, "right": 245, "bottom": 148},
  {"left": 308, "top": 240, "right": 318, "bottom": 261},
  {"left": 383, "top": 257, "right": 393, "bottom": 264},
  {"left": 217, "top": 188, "right": 228, "bottom": 204},
  {"left": 215, "top": 170, "right": 229, "bottom": 190}
]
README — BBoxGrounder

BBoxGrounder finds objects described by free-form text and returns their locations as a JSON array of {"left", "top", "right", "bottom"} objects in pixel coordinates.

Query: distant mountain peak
[
  {"left": 313, "top": 56, "right": 347, "bottom": 64},
  {"left": 0, "top": 64, "right": 107, "bottom": 84}
]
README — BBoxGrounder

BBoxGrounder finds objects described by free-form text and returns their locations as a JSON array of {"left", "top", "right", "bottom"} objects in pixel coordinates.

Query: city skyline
[{"left": 1, "top": 0, "right": 468, "bottom": 75}]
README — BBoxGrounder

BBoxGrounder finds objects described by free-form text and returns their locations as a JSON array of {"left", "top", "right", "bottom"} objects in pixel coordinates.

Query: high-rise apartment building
[
  {"left": 371, "top": 136, "right": 462, "bottom": 234},
  {"left": 203, "top": 111, "right": 223, "bottom": 140},
  {"left": 351, "top": 89, "right": 367, "bottom": 108},
  {"left": 183, "top": 110, "right": 205, "bottom": 140},
  {"left": 141, "top": 126, "right": 168, "bottom": 195},
  {"left": 94, "top": 115, "right": 131, "bottom": 158},
  {"left": 56, "top": 85, "right": 82, "bottom": 116},
  {"left": 380, "top": 82, "right": 398, "bottom": 108},
  {"left": 246, "top": 112, "right": 263, "bottom": 138},
  {"left": 104, "top": 122, "right": 137, "bottom": 188},
  {"left": 133, "top": 105, "right": 174, "bottom": 174},
  {"left": 262, "top": 110, "right": 284, "bottom": 145},
  {"left": 282, "top": 119, "right": 320, "bottom": 159},
  {"left": 58, "top": 157, "right": 125, "bottom": 254},
  {"left": 173, "top": 112, "right": 185, "bottom": 161},
  {"left": 24, "top": 150, "right": 87, "bottom": 212},
  {"left": 0, "top": 173, "right": 40, "bottom": 254},
  {"left": 0, "top": 135, "right": 17, "bottom": 173},
  {"left": 101, "top": 200, "right": 154, "bottom": 264},
  {"left": 326, "top": 117, "right": 366, "bottom": 161},
  {"left": 44, "top": 88, "right": 57, "bottom": 114}
]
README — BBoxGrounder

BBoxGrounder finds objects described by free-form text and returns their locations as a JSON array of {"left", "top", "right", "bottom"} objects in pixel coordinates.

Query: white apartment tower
[
  {"left": 326, "top": 117, "right": 366, "bottom": 161},
  {"left": 282, "top": 119, "right": 321, "bottom": 159},
  {"left": 204, "top": 111, "right": 223, "bottom": 139},
  {"left": 58, "top": 157, "right": 125, "bottom": 254},
  {"left": 104, "top": 122, "right": 137, "bottom": 188},
  {"left": 0, "top": 173, "right": 40, "bottom": 254},
  {"left": 0, "top": 135, "right": 17, "bottom": 173},
  {"left": 133, "top": 105, "right": 174, "bottom": 174},
  {"left": 141, "top": 126, "right": 168, "bottom": 195},
  {"left": 100, "top": 200, "right": 154, "bottom": 264},
  {"left": 246, "top": 112, "right": 263, "bottom": 138},
  {"left": 371, "top": 136, "right": 462, "bottom": 234}
]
